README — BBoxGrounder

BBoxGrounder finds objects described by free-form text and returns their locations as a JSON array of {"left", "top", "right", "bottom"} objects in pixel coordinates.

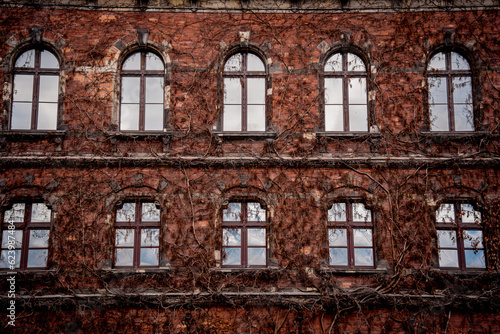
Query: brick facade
[{"left": 0, "top": 0, "right": 499, "bottom": 332}]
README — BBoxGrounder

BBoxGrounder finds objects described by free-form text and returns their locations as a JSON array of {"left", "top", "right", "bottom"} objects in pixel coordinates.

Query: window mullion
[{"left": 31, "top": 51, "right": 41, "bottom": 130}]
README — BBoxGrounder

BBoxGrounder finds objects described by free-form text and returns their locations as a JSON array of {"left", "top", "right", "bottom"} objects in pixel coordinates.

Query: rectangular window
[
  {"left": 114, "top": 201, "right": 160, "bottom": 268},
  {"left": 436, "top": 203, "right": 485, "bottom": 270},
  {"left": 1, "top": 203, "right": 51, "bottom": 270},
  {"left": 222, "top": 201, "right": 267, "bottom": 267},
  {"left": 328, "top": 202, "right": 374, "bottom": 268}
]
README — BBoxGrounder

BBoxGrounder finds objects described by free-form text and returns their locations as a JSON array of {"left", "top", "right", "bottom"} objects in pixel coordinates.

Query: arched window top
[
  {"left": 324, "top": 52, "right": 366, "bottom": 73},
  {"left": 122, "top": 51, "right": 164, "bottom": 71},
  {"left": 224, "top": 52, "right": 265, "bottom": 72},
  {"left": 14, "top": 49, "right": 59, "bottom": 70},
  {"left": 428, "top": 51, "right": 471, "bottom": 72}
]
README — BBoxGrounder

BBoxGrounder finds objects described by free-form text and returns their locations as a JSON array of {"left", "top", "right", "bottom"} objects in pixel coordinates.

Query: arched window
[
  {"left": 222, "top": 201, "right": 267, "bottom": 267},
  {"left": 323, "top": 52, "right": 368, "bottom": 132},
  {"left": 120, "top": 51, "right": 165, "bottom": 131},
  {"left": 427, "top": 51, "right": 474, "bottom": 132},
  {"left": 114, "top": 201, "right": 161, "bottom": 268},
  {"left": 328, "top": 202, "right": 374, "bottom": 268},
  {"left": 222, "top": 52, "right": 266, "bottom": 132},
  {"left": 11, "top": 49, "right": 60, "bottom": 130},
  {"left": 1, "top": 202, "right": 52, "bottom": 270},
  {"left": 436, "top": 203, "right": 485, "bottom": 270}
]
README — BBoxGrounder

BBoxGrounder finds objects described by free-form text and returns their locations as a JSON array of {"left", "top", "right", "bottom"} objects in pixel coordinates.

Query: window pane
[
  {"left": 347, "top": 53, "right": 365, "bottom": 72},
  {"left": 463, "top": 230, "right": 483, "bottom": 249},
  {"left": 348, "top": 78, "right": 367, "bottom": 104},
  {"left": 248, "top": 228, "right": 266, "bottom": 246},
  {"left": 452, "top": 77, "right": 472, "bottom": 104},
  {"left": 141, "top": 228, "right": 159, "bottom": 247},
  {"left": 461, "top": 204, "right": 481, "bottom": 224},
  {"left": 247, "top": 53, "right": 265, "bottom": 71},
  {"left": 122, "top": 77, "right": 141, "bottom": 103},
  {"left": 123, "top": 53, "right": 141, "bottom": 70},
  {"left": 224, "top": 78, "right": 242, "bottom": 104},
  {"left": 325, "top": 105, "right": 343, "bottom": 132},
  {"left": 437, "top": 230, "right": 457, "bottom": 248},
  {"left": 117, "top": 203, "right": 136, "bottom": 222},
  {"left": 120, "top": 104, "right": 140, "bottom": 131},
  {"left": 247, "top": 78, "right": 265, "bottom": 104},
  {"left": 439, "top": 249, "right": 459, "bottom": 268},
  {"left": 39, "top": 76, "right": 59, "bottom": 102},
  {"left": 0, "top": 250, "right": 21, "bottom": 268},
  {"left": 29, "top": 230, "right": 50, "bottom": 247},
  {"left": 328, "top": 203, "right": 346, "bottom": 222},
  {"left": 353, "top": 229, "right": 373, "bottom": 247},
  {"left": 13, "top": 75, "right": 34, "bottom": 102},
  {"left": 31, "top": 203, "right": 51, "bottom": 222},
  {"left": 436, "top": 204, "right": 455, "bottom": 223},
  {"left": 247, "top": 104, "right": 266, "bottom": 132},
  {"left": 145, "top": 104, "right": 163, "bottom": 131},
  {"left": 145, "top": 77, "right": 164, "bottom": 103},
  {"left": 223, "top": 105, "right": 242, "bottom": 131},
  {"left": 329, "top": 248, "right": 348, "bottom": 266},
  {"left": 142, "top": 203, "right": 160, "bottom": 222},
  {"left": 115, "top": 248, "right": 134, "bottom": 266},
  {"left": 352, "top": 203, "right": 371, "bottom": 222},
  {"left": 140, "top": 248, "right": 159, "bottom": 266},
  {"left": 145, "top": 53, "right": 164, "bottom": 71},
  {"left": 464, "top": 250, "right": 485, "bottom": 268},
  {"left": 354, "top": 248, "right": 373, "bottom": 266},
  {"left": 325, "top": 54, "right": 342, "bottom": 72},
  {"left": 428, "top": 77, "right": 447, "bottom": 104},
  {"left": 328, "top": 228, "right": 347, "bottom": 247},
  {"left": 1, "top": 230, "right": 23, "bottom": 248},
  {"left": 40, "top": 50, "right": 59, "bottom": 69},
  {"left": 37, "top": 103, "right": 58, "bottom": 130},
  {"left": 430, "top": 104, "right": 449, "bottom": 131},
  {"left": 27, "top": 249, "right": 48, "bottom": 268},
  {"left": 454, "top": 103, "right": 474, "bottom": 132},
  {"left": 15, "top": 50, "right": 35, "bottom": 68},
  {"left": 115, "top": 229, "right": 135, "bottom": 247},
  {"left": 223, "top": 228, "right": 241, "bottom": 246},
  {"left": 223, "top": 203, "right": 242, "bottom": 221},
  {"left": 224, "top": 54, "right": 242, "bottom": 72},
  {"left": 222, "top": 247, "right": 241, "bottom": 265},
  {"left": 11, "top": 102, "right": 32, "bottom": 130},
  {"left": 247, "top": 202, "right": 266, "bottom": 221},
  {"left": 4, "top": 203, "right": 25, "bottom": 223},
  {"left": 349, "top": 104, "right": 368, "bottom": 132},
  {"left": 248, "top": 247, "right": 266, "bottom": 265},
  {"left": 451, "top": 52, "right": 470, "bottom": 70},
  {"left": 324, "top": 78, "right": 343, "bottom": 105},
  {"left": 428, "top": 52, "right": 446, "bottom": 71}
]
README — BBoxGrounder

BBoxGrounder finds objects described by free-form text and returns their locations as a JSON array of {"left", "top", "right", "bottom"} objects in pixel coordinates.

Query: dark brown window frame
[
  {"left": 221, "top": 201, "right": 268, "bottom": 268},
  {"left": 436, "top": 202, "right": 486, "bottom": 270},
  {"left": 1, "top": 202, "right": 52, "bottom": 270},
  {"left": 114, "top": 200, "right": 161, "bottom": 269},
  {"left": 321, "top": 51, "right": 370, "bottom": 132},
  {"left": 327, "top": 201, "right": 375, "bottom": 269},
  {"left": 427, "top": 50, "right": 474, "bottom": 132},
  {"left": 120, "top": 50, "right": 165, "bottom": 132},
  {"left": 11, "top": 48, "right": 60, "bottom": 130},
  {"left": 221, "top": 51, "right": 268, "bottom": 132}
]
